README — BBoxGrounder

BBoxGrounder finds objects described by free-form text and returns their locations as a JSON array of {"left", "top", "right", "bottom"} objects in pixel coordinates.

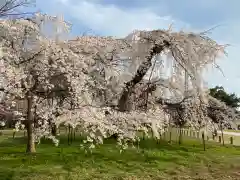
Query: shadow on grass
[
  {"left": 0, "top": 134, "right": 240, "bottom": 180},
  {"left": 136, "top": 138, "right": 204, "bottom": 153},
  {"left": 1, "top": 134, "right": 239, "bottom": 164},
  {"left": 0, "top": 134, "right": 231, "bottom": 154},
  {"left": 0, "top": 136, "right": 189, "bottom": 169},
  {"left": 0, "top": 137, "right": 27, "bottom": 147},
  {"left": 0, "top": 168, "right": 16, "bottom": 180}
]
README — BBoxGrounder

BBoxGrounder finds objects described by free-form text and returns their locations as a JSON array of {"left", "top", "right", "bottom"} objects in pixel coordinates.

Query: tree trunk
[
  {"left": 68, "top": 125, "right": 70, "bottom": 145},
  {"left": 220, "top": 124, "right": 225, "bottom": 146},
  {"left": 26, "top": 92, "right": 36, "bottom": 153},
  {"left": 51, "top": 124, "right": 57, "bottom": 136}
]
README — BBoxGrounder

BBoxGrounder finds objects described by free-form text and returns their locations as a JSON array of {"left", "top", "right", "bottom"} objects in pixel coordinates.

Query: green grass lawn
[{"left": 0, "top": 130, "right": 240, "bottom": 180}]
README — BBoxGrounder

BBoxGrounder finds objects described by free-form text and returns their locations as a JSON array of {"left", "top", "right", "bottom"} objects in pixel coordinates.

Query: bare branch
[{"left": 0, "top": 0, "right": 35, "bottom": 18}]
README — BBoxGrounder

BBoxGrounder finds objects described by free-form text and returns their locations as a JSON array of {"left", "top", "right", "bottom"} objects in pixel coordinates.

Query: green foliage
[{"left": 209, "top": 86, "right": 240, "bottom": 109}]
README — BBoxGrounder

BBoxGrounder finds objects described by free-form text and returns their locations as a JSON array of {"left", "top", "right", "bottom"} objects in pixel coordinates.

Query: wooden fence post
[
  {"left": 169, "top": 130, "right": 172, "bottom": 143},
  {"left": 68, "top": 125, "right": 70, "bottom": 145},
  {"left": 230, "top": 137, "right": 233, "bottom": 145},
  {"left": 179, "top": 128, "right": 183, "bottom": 145},
  {"left": 202, "top": 132, "right": 206, "bottom": 151},
  {"left": 221, "top": 129, "right": 225, "bottom": 146},
  {"left": 12, "top": 131, "right": 16, "bottom": 139}
]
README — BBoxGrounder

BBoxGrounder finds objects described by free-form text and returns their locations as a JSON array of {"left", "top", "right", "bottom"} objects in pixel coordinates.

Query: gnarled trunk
[{"left": 118, "top": 41, "right": 169, "bottom": 112}]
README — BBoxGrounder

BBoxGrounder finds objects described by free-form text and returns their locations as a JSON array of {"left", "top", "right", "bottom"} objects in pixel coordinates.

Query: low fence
[
  {"left": 174, "top": 128, "right": 240, "bottom": 146},
  {"left": 2, "top": 127, "right": 240, "bottom": 148}
]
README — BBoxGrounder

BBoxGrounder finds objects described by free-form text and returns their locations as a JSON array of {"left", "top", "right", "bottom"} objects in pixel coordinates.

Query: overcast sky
[{"left": 28, "top": 0, "right": 240, "bottom": 95}]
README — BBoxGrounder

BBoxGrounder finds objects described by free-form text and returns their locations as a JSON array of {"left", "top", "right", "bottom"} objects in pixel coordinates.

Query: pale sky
[{"left": 26, "top": 0, "right": 240, "bottom": 95}]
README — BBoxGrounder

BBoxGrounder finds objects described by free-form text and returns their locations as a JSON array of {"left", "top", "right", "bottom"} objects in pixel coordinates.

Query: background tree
[{"left": 209, "top": 86, "right": 240, "bottom": 109}]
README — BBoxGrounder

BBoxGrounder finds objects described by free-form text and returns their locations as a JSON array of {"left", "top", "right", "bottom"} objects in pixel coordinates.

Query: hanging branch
[{"left": 144, "top": 55, "right": 158, "bottom": 111}]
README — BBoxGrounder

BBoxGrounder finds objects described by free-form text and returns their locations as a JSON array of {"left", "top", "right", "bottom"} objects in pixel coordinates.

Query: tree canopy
[
  {"left": 209, "top": 86, "right": 240, "bottom": 109},
  {"left": 0, "top": 12, "right": 237, "bottom": 153}
]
